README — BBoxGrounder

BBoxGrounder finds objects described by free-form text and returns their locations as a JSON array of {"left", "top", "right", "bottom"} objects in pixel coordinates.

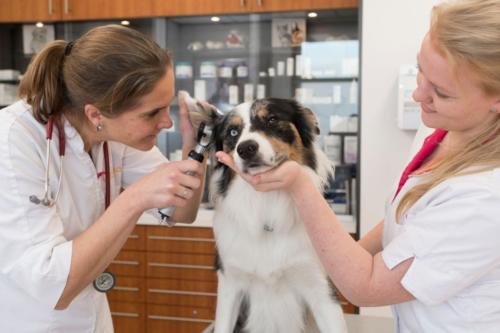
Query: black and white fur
[{"left": 186, "top": 96, "right": 347, "bottom": 333}]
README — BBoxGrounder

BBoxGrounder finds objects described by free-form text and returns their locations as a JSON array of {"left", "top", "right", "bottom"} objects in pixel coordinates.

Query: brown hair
[
  {"left": 18, "top": 24, "right": 171, "bottom": 124},
  {"left": 396, "top": 0, "right": 500, "bottom": 221}
]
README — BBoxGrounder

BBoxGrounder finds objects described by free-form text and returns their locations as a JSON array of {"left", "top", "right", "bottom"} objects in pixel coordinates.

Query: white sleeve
[
  {"left": 120, "top": 145, "right": 167, "bottom": 189},
  {"left": 0, "top": 120, "right": 72, "bottom": 309},
  {"left": 382, "top": 180, "right": 500, "bottom": 305}
]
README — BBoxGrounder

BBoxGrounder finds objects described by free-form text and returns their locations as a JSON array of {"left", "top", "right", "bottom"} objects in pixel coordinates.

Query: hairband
[{"left": 64, "top": 41, "right": 74, "bottom": 56}]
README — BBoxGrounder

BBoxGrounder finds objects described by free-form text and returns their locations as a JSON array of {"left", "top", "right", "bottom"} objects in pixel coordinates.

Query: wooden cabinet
[
  {"left": 0, "top": 0, "right": 155, "bottom": 23},
  {"left": 249, "top": 0, "right": 358, "bottom": 13},
  {"left": 0, "top": 0, "right": 61, "bottom": 22},
  {"left": 109, "top": 225, "right": 357, "bottom": 333},
  {"left": 59, "top": 0, "right": 154, "bottom": 21},
  {"left": 108, "top": 225, "right": 217, "bottom": 333},
  {"left": 151, "top": 0, "right": 358, "bottom": 17},
  {"left": 0, "top": 0, "right": 358, "bottom": 22}
]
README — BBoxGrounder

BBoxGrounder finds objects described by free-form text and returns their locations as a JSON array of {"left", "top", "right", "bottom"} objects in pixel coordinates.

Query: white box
[
  {"left": 194, "top": 80, "right": 206, "bottom": 101},
  {"left": 257, "top": 84, "right": 266, "bottom": 99},
  {"left": 343, "top": 136, "right": 358, "bottom": 164},
  {"left": 398, "top": 64, "right": 421, "bottom": 130},
  {"left": 324, "top": 135, "right": 342, "bottom": 164},
  {"left": 244, "top": 84, "right": 254, "bottom": 102},
  {"left": 0, "top": 69, "right": 20, "bottom": 80},
  {"left": 229, "top": 85, "right": 239, "bottom": 105}
]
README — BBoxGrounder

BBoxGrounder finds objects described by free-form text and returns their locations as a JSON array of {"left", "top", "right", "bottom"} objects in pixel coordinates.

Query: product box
[
  {"left": 0, "top": 69, "right": 20, "bottom": 81},
  {"left": 343, "top": 136, "right": 358, "bottom": 164}
]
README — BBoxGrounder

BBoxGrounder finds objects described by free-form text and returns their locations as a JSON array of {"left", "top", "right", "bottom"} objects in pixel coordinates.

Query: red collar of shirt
[{"left": 393, "top": 129, "right": 448, "bottom": 201}]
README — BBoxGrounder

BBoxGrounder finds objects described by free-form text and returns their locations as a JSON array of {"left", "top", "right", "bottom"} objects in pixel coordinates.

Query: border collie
[{"left": 185, "top": 95, "right": 348, "bottom": 333}]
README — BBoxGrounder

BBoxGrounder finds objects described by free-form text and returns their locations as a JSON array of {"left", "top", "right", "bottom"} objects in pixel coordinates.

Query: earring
[{"left": 96, "top": 124, "right": 103, "bottom": 131}]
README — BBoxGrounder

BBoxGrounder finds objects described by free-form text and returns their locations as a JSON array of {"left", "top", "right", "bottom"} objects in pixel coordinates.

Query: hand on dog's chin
[{"left": 244, "top": 164, "right": 275, "bottom": 176}]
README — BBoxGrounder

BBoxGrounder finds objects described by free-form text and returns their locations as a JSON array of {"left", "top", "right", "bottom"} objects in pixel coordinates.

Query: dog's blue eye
[{"left": 230, "top": 129, "right": 239, "bottom": 137}]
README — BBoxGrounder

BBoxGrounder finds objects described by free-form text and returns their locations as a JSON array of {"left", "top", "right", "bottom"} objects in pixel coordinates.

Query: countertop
[
  {"left": 201, "top": 315, "right": 394, "bottom": 333},
  {"left": 137, "top": 207, "right": 357, "bottom": 234}
]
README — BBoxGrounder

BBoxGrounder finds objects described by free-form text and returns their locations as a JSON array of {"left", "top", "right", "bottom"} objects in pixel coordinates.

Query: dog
[{"left": 184, "top": 94, "right": 348, "bottom": 333}]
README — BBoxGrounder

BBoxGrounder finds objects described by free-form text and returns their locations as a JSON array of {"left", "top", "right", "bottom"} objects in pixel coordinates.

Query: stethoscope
[
  {"left": 29, "top": 115, "right": 115, "bottom": 292},
  {"left": 29, "top": 116, "right": 111, "bottom": 208}
]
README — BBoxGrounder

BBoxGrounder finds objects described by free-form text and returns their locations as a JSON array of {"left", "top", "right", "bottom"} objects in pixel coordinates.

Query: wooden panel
[
  {"left": 148, "top": 303, "right": 215, "bottom": 323},
  {"left": 109, "top": 251, "right": 146, "bottom": 277},
  {"left": 146, "top": 252, "right": 217, "bottom": 281},
  {"left": 147, "top": 305, "right": 213, "bottom": 333},
  {"left": 251, "top": 0, "right": 358, "bottom": 12},
  {"left": 147, "top": 226, "right": 216, "bottom": 254},
  {"left": 0, "top": 0, "right": 61, "bottom": 22},
  {"left": 122, "top": 225, "right": 146, "bottom": 251},
  {"left": 109, "top": 301, "right": 146, "bottom": 333},
  {"left": 107, "top": 276, "right": 146, "bottom": 303},
  {"left": 147, "top": 226, "right": 214, "bottom": 239},
  {"left": 61, "top": 0, "right": 155, "bottom": 21},
  {"left": 151, "top": 0, "right": 249, "bottom": 17},
  {"left": 147, "top": 278, "right": 217, "bottom": 307}
]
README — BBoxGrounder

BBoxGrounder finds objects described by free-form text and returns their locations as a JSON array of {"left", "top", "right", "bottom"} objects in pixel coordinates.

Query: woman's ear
[
  {"left": 491, "top": 97, "right": 500, "bottom": 114},
  {"left": 84, "top": 104, "right": 103, "bottom": 128}
]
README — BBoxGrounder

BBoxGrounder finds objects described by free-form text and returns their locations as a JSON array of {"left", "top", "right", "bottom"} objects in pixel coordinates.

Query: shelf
[
  {"left": 298, "top": 76, "right": 357, "bottom": 82},
  {"left": 0, "top": 80, "right": 19, "bottom": 84},
  {"left": 328, "top": 131, "right": 357, "bottom": 136}
]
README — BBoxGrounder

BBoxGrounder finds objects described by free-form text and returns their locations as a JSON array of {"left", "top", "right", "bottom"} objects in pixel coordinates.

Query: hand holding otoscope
[{"left": 158, "top": 92, "right": 220, "bottom": 226}]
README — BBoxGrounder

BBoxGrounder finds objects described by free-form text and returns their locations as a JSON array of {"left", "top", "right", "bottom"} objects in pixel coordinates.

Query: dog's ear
[
  {"left": 179, "top": 91, "right": 222, "bottom": 134},
  {"left": 302, "top": 107, "right": 320, "bottom": 136},
  {"left": 293, "top": 104, "right": 320, "bottom": 148}
]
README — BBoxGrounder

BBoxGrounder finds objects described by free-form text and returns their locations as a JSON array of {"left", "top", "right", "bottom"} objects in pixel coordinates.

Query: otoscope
[{"left": 158, "top": 121, "right": 214, "bottom": 226}]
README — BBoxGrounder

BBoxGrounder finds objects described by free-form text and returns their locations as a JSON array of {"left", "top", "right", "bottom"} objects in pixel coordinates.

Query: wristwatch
[{"left": 93, "top": 271, "right": 116, "bottom": 293}]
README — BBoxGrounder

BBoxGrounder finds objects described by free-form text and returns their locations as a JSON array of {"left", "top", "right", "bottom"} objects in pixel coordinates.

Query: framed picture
[
  {"left": 22, "top": 24, "right": 55, "bottom": 55},
  {"left": 271, "top": 18, "right": 306, "bottom": 48}
]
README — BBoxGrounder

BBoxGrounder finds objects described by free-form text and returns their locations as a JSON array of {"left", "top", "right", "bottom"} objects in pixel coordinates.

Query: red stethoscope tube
[{"left": 29, "top": 116, "right": 110, "bottom": 209}]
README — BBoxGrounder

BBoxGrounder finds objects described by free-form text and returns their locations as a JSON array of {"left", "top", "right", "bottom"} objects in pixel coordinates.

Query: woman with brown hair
[
  {"left": 0, "top": 25, "right": 205, "bottom": 331},
  {"left": 217, "top": 0, "right": 500, "bottom": 331}
]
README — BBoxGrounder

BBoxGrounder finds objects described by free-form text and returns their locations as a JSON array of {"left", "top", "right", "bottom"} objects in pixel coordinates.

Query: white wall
[{"left": 359, "top": 0, "right": 440, "bottom": 317}]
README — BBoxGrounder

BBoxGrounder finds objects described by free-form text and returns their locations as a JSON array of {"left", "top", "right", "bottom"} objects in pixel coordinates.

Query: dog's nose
[{"left": 237, "top": 140, "right": 259, "bottom": 160}]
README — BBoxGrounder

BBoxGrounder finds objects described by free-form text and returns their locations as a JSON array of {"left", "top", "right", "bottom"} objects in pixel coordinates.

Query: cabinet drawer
[
  {"left": 109, "top": 251, "right": 146, "bottom": 277},
  {"left": 147, "top": 226, "right": 216, "bottom": 254},
  {"left": 123, "top": 225, "right": 146, "bottom": 251},
  {"left": 109, "top": 301, "right": 145, "bottom": 333},
  {"left": 107, "top": 276, "right": 146, "bottom": 303},
  {"left": 147, "top": 304, "right": 213, "bottom": 333},
  {"left": 147, "top": 278, "right": 217, "bottom": 308},
  {"left": 146, "top": 252, "right": 217, "bottom": 281},
  {"left": 147, "top": 302, "right": 215, "bottom": 321}
]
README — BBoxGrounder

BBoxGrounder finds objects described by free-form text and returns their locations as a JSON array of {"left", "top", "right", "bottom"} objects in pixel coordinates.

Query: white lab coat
[
  {"left": 0, "top": 101, "right": 166, "bottom": 332},
  {"left": 382, "top": 162, "right": 500, "bottom": 332}
]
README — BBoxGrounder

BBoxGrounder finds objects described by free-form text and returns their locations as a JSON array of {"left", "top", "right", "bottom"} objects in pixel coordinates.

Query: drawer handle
[
  {"left": 147, "top": 315, "right": 212, "bottom": 324},
  {"left": 128, "top": 234, "right": 140, "bottom": 239},
  {"left": 147, "top": 235, "right": 214, "bottom": 242},
  {"left": 111, "top": 311, "right": 140, "bottom": 318},
  {"left": 114, "top": 286, "right": 140, "bottom": 292},
  {"left": 111, "top": 260, "right": 140, "bottom": 266},
  {"left": 148, "top": 262, "right": 213, "bottom": 270},
  {"left": 147, "top": 288, "right": 216, "bottom": 297}
]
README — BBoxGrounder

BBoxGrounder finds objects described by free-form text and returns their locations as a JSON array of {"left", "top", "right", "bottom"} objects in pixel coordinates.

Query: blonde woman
[
  {"left": 217, "top": 0, "right": 500, "bottom": 331},
  {"left": 0, "top": 25, "right": 205, "bottom": 331}
]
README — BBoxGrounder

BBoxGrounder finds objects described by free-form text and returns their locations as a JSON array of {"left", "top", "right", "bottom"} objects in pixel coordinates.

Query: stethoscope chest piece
[{"left": 93, "top": 271, "right": 116, "bottom": 293}]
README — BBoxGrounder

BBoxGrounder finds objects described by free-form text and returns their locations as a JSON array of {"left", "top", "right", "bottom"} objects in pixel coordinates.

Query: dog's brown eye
[{"left": 267, "top": 116, "right": 278, "bottom": 126}]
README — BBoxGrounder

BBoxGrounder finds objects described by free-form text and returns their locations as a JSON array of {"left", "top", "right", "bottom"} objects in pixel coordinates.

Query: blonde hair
[
  {"left": 396, "top": 0, "right": 500, "bottom": 221},
  {"left": 19, "top": 24, "right": 171, "bottom": 124}
]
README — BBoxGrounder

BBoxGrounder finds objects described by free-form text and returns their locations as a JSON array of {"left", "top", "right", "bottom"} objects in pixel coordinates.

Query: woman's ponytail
[{"left": 18, "top": 40, "right": 67, "bottom": 124}]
